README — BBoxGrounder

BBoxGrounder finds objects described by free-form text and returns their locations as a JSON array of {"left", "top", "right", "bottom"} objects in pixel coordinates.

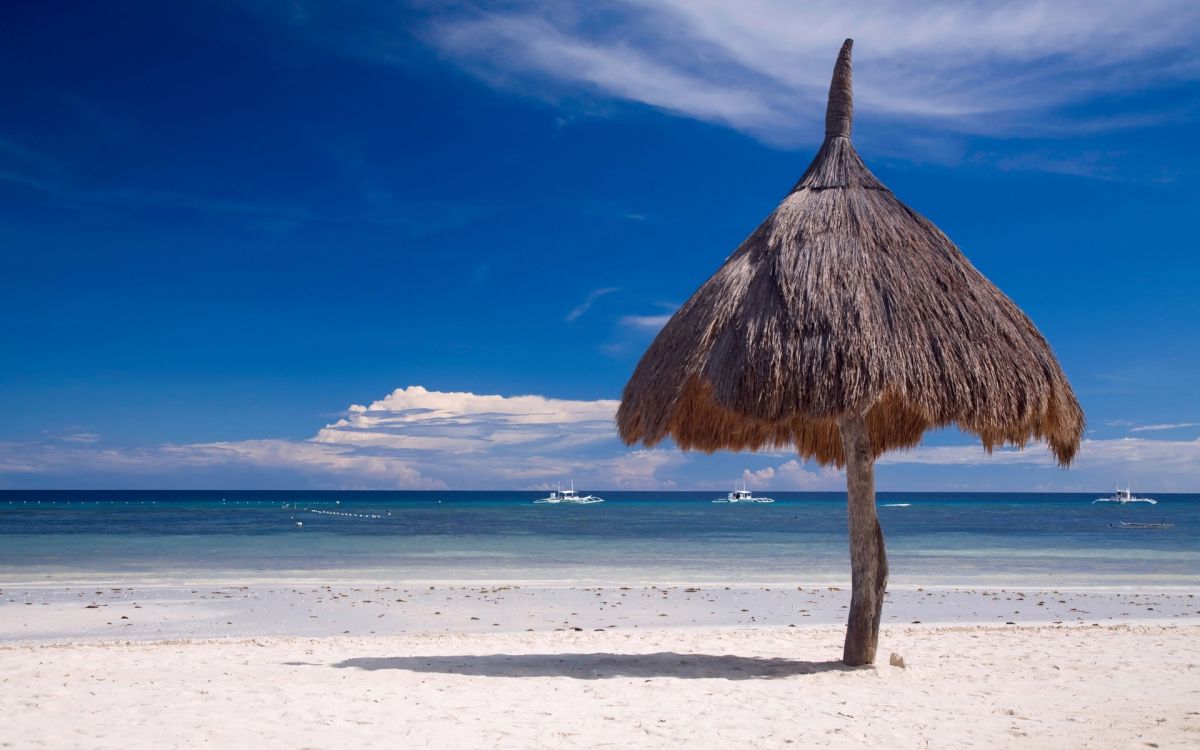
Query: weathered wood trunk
[{"left": 839, "top": 414, "right": 888, "bottom": 666}]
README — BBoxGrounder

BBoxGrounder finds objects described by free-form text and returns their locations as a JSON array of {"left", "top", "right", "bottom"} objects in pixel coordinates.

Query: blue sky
[{"left": 2, "top": 0, "right": 1199, "bottom": 491}]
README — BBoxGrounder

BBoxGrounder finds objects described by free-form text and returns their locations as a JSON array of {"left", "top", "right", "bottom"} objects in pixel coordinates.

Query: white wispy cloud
[
  {"left": 1129, "top": 422, "right": 1199, "bottom": 433},
  {"left": 618, "top": 313, "right": 672, "bottom": 331},
  {"left": 427, "top": 11, "right": 777, "bottom": 129},
  {"left": 51, "top": 432, "right": 101, "bottom": 444},
  {"left": 879, "top": 437, "right": 1200, "bottom": 472},
  {"left": 565, "top": 287, "right": 620, "bottom": 322},
  {"left": 0, "top": 438, "right": 446, "bottom": 489},
  {"left": 415, "top": 0, "right": 1200, "bottom": 145},
  {"left": 878, "top": 444, "right": 1051, "bottom": 467},
  {"left": 168, "top": 439, "right": 445, "bottom": 489},
  {"left": 871, "top": 436, "right": 1200, "bottom": 491}
]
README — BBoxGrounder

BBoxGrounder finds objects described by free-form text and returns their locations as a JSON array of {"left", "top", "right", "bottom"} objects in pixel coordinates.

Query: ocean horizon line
[{"left": 4, "top": 488, "right": 1198, "bottom": 496}]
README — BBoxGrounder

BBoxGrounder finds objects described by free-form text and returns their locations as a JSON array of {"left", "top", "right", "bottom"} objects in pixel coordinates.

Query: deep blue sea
[{"left": 1, "top": 491, "right": 1196, "bottom": 588}]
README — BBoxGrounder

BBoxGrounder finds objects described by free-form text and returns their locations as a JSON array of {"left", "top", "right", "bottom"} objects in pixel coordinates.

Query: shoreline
[
  {"left": 3, "top": 569, "right": 1198, "bottom": 589},
  {"left": 4, "top": 581, "right": 1196, "bottom": 645},
  {"left": 4, "top": 575, "right": 1199, "bottom": 590}
]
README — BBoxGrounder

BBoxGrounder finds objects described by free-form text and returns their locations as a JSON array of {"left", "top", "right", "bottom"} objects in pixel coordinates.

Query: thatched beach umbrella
[{"left": 617, "top": 39, "right": 1084, "bottom": 666}]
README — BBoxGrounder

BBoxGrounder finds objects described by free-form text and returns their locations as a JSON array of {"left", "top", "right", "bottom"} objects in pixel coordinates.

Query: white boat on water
[
  {"left": 713, "top": 485, "right": 774, "bottom": 504},
  {"left": 534, "top": 482, "right": 604, "bottom": 505},
  {"left": 1093, "top": 487, "right": 1157, "bottom": 505}
]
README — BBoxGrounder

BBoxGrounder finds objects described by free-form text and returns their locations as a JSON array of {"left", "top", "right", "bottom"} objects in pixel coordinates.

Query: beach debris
[{"left": 889, "top": 652, "right": 906, "bottom": 669}]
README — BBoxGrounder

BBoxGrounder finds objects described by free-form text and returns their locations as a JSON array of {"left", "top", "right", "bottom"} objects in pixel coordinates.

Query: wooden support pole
[{"left": 839, "top": 414, "right": 889, "bottom": 666}]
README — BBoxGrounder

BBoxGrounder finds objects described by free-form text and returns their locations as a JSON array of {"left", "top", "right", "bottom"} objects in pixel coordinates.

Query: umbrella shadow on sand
[{"left": 325, "top": 652, "right": 850, "bottom": 680}]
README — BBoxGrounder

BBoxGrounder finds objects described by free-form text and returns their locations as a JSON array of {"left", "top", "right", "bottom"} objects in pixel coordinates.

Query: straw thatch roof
[{"left": 617, "top": 39, "right": 1083, "bottom": 467}]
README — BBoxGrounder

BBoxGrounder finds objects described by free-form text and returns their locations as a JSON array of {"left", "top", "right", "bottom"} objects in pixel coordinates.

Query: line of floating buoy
[
  {"left": 301, "top": 508, "right": 383, "bottom": 520},
  {"left": 224, "top": 500, "right": 312, "bottom": 505},
  {"left": 7, "top": 500, "right": 156, "bottom": 505}
]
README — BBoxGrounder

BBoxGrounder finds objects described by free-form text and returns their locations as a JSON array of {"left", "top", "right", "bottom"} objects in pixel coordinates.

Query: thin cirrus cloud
[
  {"left": 565, "top": 287, "right": 620, "bottom": 322},
  {"left": 619, "top": 313, "right": 672, "bottom": 331},
  {"left": 887, "top": 437, "right": 1200, "bottom": 490},
  {"left": 1129, "top": 422, "right": 1199, "bottom": 432},
  {"left": 417, "top": 0, "right": 1200, "bottom": 145},
  {"left": 878, "top": 438, "right": 1200, "bottom": 466}
]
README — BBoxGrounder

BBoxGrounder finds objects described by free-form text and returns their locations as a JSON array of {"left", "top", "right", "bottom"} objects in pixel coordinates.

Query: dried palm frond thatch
[{"left": 617, "top": 39, "right": 1083, "bottom": 665}]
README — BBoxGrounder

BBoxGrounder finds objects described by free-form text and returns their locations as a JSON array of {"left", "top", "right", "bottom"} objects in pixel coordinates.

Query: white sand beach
[
  {"left": 1, "top": 622, "right": 1197, "bottom": 749},
  {"left": 2, "top": 584, "right": 1198, "bottom": 748}
]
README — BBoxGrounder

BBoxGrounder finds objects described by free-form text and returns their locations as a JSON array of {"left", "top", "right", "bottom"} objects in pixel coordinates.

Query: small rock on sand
[{"left": 889, "top": 652, "right": 906, "bottom": 669}]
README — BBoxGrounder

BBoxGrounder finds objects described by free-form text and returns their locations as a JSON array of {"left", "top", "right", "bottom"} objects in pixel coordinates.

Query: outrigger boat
[
  {"left": 534, "top": 482, "right": 604, "bottom": 505},
  {"left": 1093, "top": 487, "right": 1157, "bottom": 505},
  {"left": 713, "top": 484, "right": 774, "bottom": 504}
]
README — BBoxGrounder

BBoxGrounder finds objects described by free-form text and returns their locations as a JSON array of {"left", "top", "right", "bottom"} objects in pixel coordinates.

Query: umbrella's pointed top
[
  {"left": 825, "top": 39, "right": 853, "bottom": 139},
  {"left": 792, "top": 39, "right": 880, "bottom": 192}
]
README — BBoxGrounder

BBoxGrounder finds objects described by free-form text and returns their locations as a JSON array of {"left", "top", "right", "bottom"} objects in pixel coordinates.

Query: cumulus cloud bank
[
  {"left": 3, "top": 385, "right": 1199, "bottom": 490},
  {"left": 313, "top": 385, "right": 620, "bottom": 456},
  {"left": 0, "top": 387, "right": 641, "bottom": 490},
  {"left": 740, "top": 461, "right": 844, "bottom": 491}
]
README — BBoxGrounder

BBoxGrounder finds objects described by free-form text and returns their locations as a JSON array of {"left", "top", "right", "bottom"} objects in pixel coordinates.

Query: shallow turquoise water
[{"left": 0, "top": 491, "right": 1196, "bottom": 586}]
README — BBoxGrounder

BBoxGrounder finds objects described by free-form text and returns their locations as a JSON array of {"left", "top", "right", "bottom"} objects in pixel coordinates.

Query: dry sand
[
  {"left": 2, "top": 584, "right": 1198, "bottom": 748},
  {"left": 2, "top": 623, "right": 1198, "bottom": 748}
]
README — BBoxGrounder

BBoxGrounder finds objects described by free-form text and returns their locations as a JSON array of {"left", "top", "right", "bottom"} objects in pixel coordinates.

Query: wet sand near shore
[{"left": 3, "top": 582, "right": 1196, "bottom": 643}]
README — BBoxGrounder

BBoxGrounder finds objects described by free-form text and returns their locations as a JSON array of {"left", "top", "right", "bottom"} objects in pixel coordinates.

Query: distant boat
[
  {"left": 1093, "top": 487, "right": 1157, "bottom": 505},
  {"left": 713, "top": 484, "right": 774, "bottom": 504},
  {"left": 535, "top": 482, "right": 603, "bottom": 505},
  {"left": 1116, "top": 521, "right": 1173, "bottom": 529}
]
